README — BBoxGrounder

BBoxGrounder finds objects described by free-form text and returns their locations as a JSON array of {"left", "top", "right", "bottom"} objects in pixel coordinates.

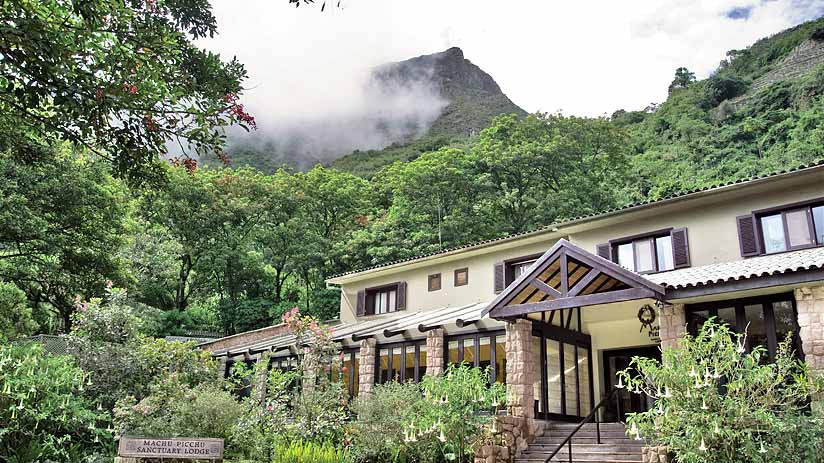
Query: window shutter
[
  {"left": 736, "top": 214, "right": 760, "bottom": 257},
  {"left": 596, "top": 243, "right": 611, "bottom": 260},
  {"left": 670, "top": 228, "right": 690, "bottom": 268},
  {"left": 356, "top": 290, "right": 366, "bottom": 317},
  {"left": 396, "top": 282, "right": 407, "bottom": 310},
  {"left": 493, "top": 262, "right": 505, "bottom": 293}
]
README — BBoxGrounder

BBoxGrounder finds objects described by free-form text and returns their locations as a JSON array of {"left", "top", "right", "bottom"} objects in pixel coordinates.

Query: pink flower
[
  {"left": 105, "top": 280, "right": 114, "bottom": 289},
  {"left": 304, "top": 347, "right": 311, "bottom": 354}
]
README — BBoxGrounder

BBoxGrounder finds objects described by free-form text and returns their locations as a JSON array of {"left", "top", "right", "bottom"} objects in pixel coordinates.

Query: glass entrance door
[
  {"left": 602, "top": 346, "right": 660, "bottom": 422},
  {"left": 533, "top": 310, "right": 594, "bottom": 422}
]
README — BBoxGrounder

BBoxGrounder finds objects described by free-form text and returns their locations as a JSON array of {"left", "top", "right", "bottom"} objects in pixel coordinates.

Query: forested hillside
[{"left": 4, "top": 13, "right": 824, "bottom": 340}]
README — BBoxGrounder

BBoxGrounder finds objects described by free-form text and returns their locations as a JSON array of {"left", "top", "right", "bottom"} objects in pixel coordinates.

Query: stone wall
[
  {"left": 425, "top": 328, "right": 445, "bottom": 376},
  {"left": 198, "top": 323, "right": 292, "bottom": 354},
  {"left": 642, "top": 446, "right": 671, "bottom": 463},
  {"left": 473, "top": 416, "right": 543, "bottom": 463},
  {"left": 358, "top": 338, "right": 377, "bottom": 397},
  {"left": 658, "top": 303, "right": 686, "bottom": 351},
  {"left": 505, "top": 319, "right": 534, "bottom": 419}
]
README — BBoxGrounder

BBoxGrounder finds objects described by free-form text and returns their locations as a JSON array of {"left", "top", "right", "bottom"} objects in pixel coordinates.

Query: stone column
[
  {"left": 251, "top": 352, "right": 271, "bottom": 405},
  {"left": 658, "top": 303, "right": 686, "bottom": 351},
  {"left": 358, "top": 338, "right": 377, "bottom": 397},
  {"left": 425, "top": 328, "right": 445, "bottom": 376},
  {"left": 795, "top": 286, "right": 824, "bottom": 414},
  {"left": 216, "top": 356, "right": 228, "bottom": 382},
  {"left": 505, "top": 318, "right": 534, "bottom": 419}
]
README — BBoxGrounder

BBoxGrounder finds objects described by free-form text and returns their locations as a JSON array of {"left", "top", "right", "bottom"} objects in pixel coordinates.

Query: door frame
[{"left": 601, "top": 345, "right": 660, "bottom": 422}]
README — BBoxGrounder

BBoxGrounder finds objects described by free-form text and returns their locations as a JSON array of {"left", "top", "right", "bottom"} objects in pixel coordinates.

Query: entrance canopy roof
[{"left": 484, "top": 239, "right": 666, "bottom": 319}]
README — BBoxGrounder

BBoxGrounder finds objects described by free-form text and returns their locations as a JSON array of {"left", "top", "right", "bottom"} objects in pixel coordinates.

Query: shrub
[
  {"left": 113, "top": 373, "right": 241, "bottom": 441},
  {"left": 620, "top": 319, "right": 824, "bottom": 463},
  {"left": 0, "top": 343, "right": 111, "bottom": 463},
  {"left": 0, "top": 281, "right": 37, "bottom": 342},
  {"left": 272, "top": 440, "right": 352, "bottom": 463}
]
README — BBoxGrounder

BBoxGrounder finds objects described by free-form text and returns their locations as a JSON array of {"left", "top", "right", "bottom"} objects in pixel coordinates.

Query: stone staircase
[{"left": 515, "top": 422, "right": 642, "bottom": 463}]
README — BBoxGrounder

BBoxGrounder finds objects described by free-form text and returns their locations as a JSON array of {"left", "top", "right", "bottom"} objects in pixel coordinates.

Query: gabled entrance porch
[{"left": 484, "top": 239, "right": 667, "bottom": 424}]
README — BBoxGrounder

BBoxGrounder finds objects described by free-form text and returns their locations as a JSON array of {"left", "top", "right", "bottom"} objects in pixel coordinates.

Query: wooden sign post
[{"left": 117, "top": 437, "right": 224, "bottom": 462}]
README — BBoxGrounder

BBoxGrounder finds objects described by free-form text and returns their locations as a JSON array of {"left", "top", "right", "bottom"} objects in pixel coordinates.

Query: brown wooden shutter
[
  {"left": 736, "top": 214, "right": 760, "bottom": 257},
  {"left": 396, "top": 282, "right": 407, "bottom": 310},
  {"left": 670, "top": 228, "right": 690, "bottom": 268},
  {"left": 493, "top": 262, "right": 505, "bottom": 293},
  {"left": 356, "top": 290, "right": 366, "bottom": 317},
  {"left": 596, "top": 243, "right": 611, "bottom": 260}
]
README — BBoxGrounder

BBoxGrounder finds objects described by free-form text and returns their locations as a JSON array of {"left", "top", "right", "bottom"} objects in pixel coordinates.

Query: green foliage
[
  {"left": 271, "top": 440, "right": 352, "bottom": 463},
  {"left": 0, "top": 281, "right": 37, "bottom": 341},
  {"left": 669, "top": 67, "right": 697, "bottom": 93},
  {"left": 0, "top": 343, "right": 111, "bottom": 462},
  {"left": 620, "top": 320, "right": 824, "bottom": 463},
  {"left": 71, "top": 286, "right": 143, "bottom": 344},
  {"left": 113, "top": 374, "right": 241, "bottom": 441},
  {"left": 0, "top": 0, "right": 248, "bottom": 179},
  {"left": 350, "top": 365, "right": 505, "bottom": 463}
]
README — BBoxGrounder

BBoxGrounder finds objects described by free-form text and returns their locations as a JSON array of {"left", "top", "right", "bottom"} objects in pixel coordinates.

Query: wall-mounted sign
[{"left": 118, "top": 437, "right": 224, "bottom": 460}]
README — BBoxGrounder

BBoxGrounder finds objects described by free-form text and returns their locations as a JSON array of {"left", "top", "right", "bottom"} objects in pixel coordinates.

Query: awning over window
[{"left": 484, "top": 239, "right": 666, "bottom": 319}]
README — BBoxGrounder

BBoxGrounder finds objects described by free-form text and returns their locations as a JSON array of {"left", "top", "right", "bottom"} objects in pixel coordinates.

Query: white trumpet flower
[
  {"left": 616, "top": 376, "right": 625, "bottom": 389},
  {"left": 699, "top": 436, "right": 708, "bottom": 452}
]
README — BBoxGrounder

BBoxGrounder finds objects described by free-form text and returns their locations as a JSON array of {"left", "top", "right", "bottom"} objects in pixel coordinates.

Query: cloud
[{"left": 199, "top": 0, "right": 823, "bottom": 165}]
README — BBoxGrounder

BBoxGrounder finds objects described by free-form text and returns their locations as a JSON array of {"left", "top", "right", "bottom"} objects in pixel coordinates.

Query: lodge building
[{"left": 203, "top": 160, "right": 824, "bottom": 429}]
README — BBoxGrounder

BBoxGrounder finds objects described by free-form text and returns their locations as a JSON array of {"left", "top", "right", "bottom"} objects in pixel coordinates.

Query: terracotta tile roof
[
  {"left": 647, "top": 247, "right": 824, "bottom": 289},
  {"left": 329, "top": 159, "right": 824, "bottom": 280}
]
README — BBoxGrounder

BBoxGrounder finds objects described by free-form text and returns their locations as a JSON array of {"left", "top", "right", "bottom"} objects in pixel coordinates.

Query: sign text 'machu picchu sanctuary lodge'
[
  {"left": 200, "top": 160, "right": 824, "bottom": 461},
  {"left": 118, "top": 437, "right": 224, "bottom": 460}
]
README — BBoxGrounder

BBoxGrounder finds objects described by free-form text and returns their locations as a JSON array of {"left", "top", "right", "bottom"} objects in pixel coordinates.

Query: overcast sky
[{"left": 202, "top": 0, "right": 824, "bottom": 120}]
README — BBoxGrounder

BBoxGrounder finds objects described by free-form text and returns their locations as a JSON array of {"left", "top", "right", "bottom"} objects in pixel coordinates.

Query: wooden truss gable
[{"left": 485, "top": 239, "right": 665, "bottom": 319}]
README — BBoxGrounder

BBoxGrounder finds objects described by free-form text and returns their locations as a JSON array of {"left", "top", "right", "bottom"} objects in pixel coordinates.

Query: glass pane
[
  {"left": 786, "top": 209, "right": 814, "bottom": 248},
  {"left": 478, "top": 337, "right": 492, "bottom": 375},
  {"left": 379, "top": 349, "right": 389, "bottom": 384},
  {"left": 813, "top": 206, "right": 824, "bottom": 245},
  {"left": 578, "top": 349, "right": 591, "bottom": 415},
  {"left": 391, "top": 347, "right": 402, "bottom": 382},
  {"left": 351, "top": 354, "right": 360, "bottom": 396},
  {"left": 418, "top": 345, "right": 427, "bottom": 379},
  {"left": 717, "top": 307, "right": 736, "bottom": 328},
  {"left": 761, "top": 214, "right": 787, "bottom": 253},
  {"left": 634, "top": 239, "right": 654, "bottom": 273},
  {"left": 495, "top": 338, "right": 506, "bottom": 384},
  {"left": 448, "top": 340, "right": 460, "bottom": 365},
  {"left": 773, "top": 300, "right": 798, "bottom": 352},
  {"left": 744, "top": 304, "right": 769, "bottom": 356},
  {"left": 655, "top": 235, "right": 674, "bottom": 271},
  {"left": 545, "top": 340, "right": 562, "bottom": 414},
  {"left": 463, "top": 338, "right": 476, "bottom": 366},
  {"left": 388, "top": 290, "right": 396, "bottom": 313},
  {"left": 617, "top": 243, "right": 635, "bottom": 271},
  {"left": 405, "top": 345, "right": 416, "bottom": 382},
  {"left": 564, "top": 344, "right": 578, "bottom": 416},
  {"left": 688, "top": 309, "right": 710, "bottom": 333}
]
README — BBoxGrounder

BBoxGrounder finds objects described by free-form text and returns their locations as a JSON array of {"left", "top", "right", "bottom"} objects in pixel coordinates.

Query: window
[
  {"left": 428, "top": 273, "right": 441, "bottom": 292},
  {"left": 740, "top": 200, "right": 824, "bottom": 256},
  {"left": 603, "top": 229, "right": 687, "bottom": 273},
  {"left": 500, "top": 254, "right": 542, "bottom": 288},
  {"left": 685, "top": 293, "right": 800, "bottom": 361},
  {"left": 454, "top": 268, "right": 469, "bottom": 286},
  {"left": 446, "top": 330, "right": 506, "bottom": 385},
  {"left": 358, "top": 282, "right": 406, "bottom": 316},
  {"left": 512, "top": 259, "right": 536, "bottom": 280},
  {"left": 376, "top": 340, "right": 427, "bottom": 384}
]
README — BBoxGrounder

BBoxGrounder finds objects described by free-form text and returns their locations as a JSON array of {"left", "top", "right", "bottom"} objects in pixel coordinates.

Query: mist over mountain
[{"left": 218, "top": 47, "right": 524, "bottom": 172}]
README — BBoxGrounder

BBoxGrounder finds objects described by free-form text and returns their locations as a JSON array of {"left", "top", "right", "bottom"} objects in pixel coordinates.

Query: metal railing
[{"left": 544, "top": 388, "right": 622, "bottom": 463}]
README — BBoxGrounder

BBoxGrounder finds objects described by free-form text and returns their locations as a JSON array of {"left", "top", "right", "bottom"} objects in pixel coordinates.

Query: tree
[
  {"left": 0, "top": 143, "right": 129, "bottom": 332},
  {"left": 669, "top": 67, "right": 697, "bottom": 93},
  {"left": 0, "top": 0, "right": 254, "bottom": 180}
]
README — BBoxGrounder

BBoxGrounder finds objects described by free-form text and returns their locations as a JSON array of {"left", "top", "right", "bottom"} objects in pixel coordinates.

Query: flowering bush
[
  {"left": 113, "top": 373, "right": 241, "bottom": 442},
  {"left": 619, "top": 319, "right": 824, "bottom": 463},
  {"left": 71, "top": 283, "right": 143, "bottom": 344},
  {"left": 0, "top": 343, "right": 111, "bottom": 462},
  {"left": 350, "top": 364, "right": 505, "bottom": 463}
]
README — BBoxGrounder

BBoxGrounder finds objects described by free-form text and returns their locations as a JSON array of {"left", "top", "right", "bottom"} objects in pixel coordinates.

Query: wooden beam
[
  {"left": 530, "top": 278, "right": 562, "bottom": 298},
  {"left": 568, "top": 269, "right": 601, "bottom": 297},
  {"left": 560, "top": 252, "right": 569, "bottom": 296},
  {"left": 456, "top": 318, "right": 480, "bottom": 328},
  {"left": 492, "top": 288, "right": 659, "bottom": 318}
]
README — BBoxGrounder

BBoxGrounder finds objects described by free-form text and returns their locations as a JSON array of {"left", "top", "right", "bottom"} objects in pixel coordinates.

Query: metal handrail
[{"left": 544, "top": 388, "right": 622, "bottom": 463}]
